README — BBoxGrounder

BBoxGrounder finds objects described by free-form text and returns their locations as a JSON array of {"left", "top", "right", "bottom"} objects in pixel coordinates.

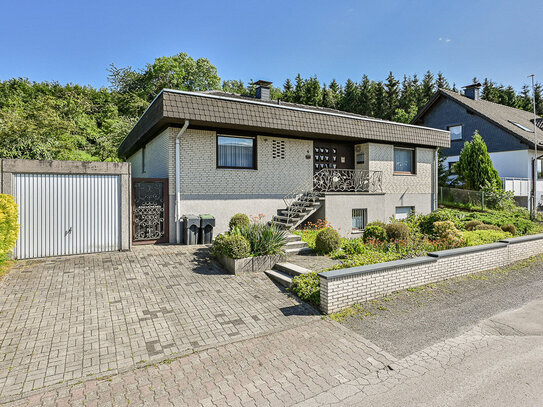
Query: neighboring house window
[
  {"left": 142, "top": 146, "right": 146, "bottom": 173},
  {"left": 395, "top": 206, "right": 414, "bottom": 220},
  {"left": 538, "top": 159, "right": 543, "bottom": 180},
  {"left": 448, "top": 161, "right": 457, "bottom": 174},
  {"left": 394, "top": 147, "right": 415, "bottom": 174},
  {"left": 448, "top": 125, "right": 463, "bottom": 141},
  {"left": 217, "top": 135, "right": 256, "bottom": 169},
  {"left": 352, "top": 209, "right": 367, "bottom": 231}
]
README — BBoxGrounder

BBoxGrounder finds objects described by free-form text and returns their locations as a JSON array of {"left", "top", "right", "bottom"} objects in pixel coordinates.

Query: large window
[
  {"left": 448, "top": 125, "right": 463, "bottom": 141},
  {"left": 217, "top": 135, "right": 255, "bottom": 169},
  {"left": 395, "top": 206, "right": 414, "bottom": 220},
  {"left": 394, "top": 147, "right": 415, "bottom": 174},
  {"left": 352, "top": 209, "right": 368, "bottom": 231}
]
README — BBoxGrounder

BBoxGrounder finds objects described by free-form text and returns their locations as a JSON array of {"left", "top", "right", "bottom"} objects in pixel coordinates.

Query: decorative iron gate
[{"left": 132, "top": 178, "right": 169, "bottom": 243}]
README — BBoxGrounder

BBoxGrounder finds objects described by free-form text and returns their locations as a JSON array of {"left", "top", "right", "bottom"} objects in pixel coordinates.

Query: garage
[{"left": 0, "top": 159, "right": 131, "bottom": 259}]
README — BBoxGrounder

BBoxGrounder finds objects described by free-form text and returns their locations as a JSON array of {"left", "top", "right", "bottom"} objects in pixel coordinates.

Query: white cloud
[{"left": 439, "top": 37, "right": 452, "bottom": 43}]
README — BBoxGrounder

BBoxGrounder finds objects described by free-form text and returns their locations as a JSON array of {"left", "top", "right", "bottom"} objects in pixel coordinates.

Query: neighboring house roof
[
  {"left": 412, "top": 88, "right": 542, "bottom": 148},
  {"left": 118, "top": 89, "right": 450, "bottom": 157}
]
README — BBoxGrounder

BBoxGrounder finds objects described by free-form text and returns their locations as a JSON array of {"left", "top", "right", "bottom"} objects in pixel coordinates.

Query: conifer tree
[
  {"left": 455, "top": 131, "right": 501, "bottom": 190},
  {"left": 340, "top": 79, "right": 359, "bottom": 113},
  {"left": 282, "top": 78, "right": 294, "bottom": 102},
  {"left": 357, "top": 75, "right": 373, "bottom": 116},
  {"left": 384, "top": 72, "right": 400, "bottom": 120},
  {"left": 293, "top": 74, "right": 304, "bottom": 104}
]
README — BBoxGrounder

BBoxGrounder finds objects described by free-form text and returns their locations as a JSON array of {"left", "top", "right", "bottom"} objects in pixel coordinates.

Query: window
[
  {"left": 538, "top": 159, "right": 543, "bottom": 180},
  {"left": 352, "top": 209, "right": 367, "bottom": 231},
  {"left": 448, "top": 125, "right": 463, "bottom": 141},
  {"left": 217, "top": 135, "right": 255, "bottom": 169},
  {"left": 394, "top": 147, "right": 415, "bottom": 174},
  {"left": 509, "top": 120, "right": 533, "bottom": 132},
  {"left": 141, "top": 146, "right": 146, "bottom": 173},
  {"left": 395, "top": 206, "right": 414, "bottom": 220},
  {"left": 356, "top": 152, "right": 365, "bottom": 164},
  {"left": 448, "top": 161, "right": 457, "bottom": 174}
]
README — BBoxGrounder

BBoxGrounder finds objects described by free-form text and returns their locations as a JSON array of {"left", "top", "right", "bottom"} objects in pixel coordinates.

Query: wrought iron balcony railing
[{"left": 313, "top": 169, "right": 383, "bottom": 193}]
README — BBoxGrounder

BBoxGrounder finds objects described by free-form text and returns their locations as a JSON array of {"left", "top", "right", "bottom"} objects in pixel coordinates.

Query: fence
[{"left": 439, "top": 186, "right": 485, "bottom": 210}]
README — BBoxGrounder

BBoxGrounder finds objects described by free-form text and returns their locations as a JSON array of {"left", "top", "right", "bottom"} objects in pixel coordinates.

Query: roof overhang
[{"left": 118, "top": 89, "right": 450, "bottom": 158}]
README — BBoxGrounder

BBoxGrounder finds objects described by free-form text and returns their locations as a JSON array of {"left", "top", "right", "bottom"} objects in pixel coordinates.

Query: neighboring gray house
[
  {"left": 412, "top": 83, "right": 543, "bottom": 205},
  {"left": 118, "top": 81, "right": 449, "bottom": 244}
]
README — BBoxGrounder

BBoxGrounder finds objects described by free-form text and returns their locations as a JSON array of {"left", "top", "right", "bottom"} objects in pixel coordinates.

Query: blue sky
[{"left": 1, "top": 0, "right": 542, "bottom": 91}]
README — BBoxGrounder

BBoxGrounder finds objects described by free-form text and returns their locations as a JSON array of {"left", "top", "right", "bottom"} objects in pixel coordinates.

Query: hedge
[{"left": 0, "top": 194, "right": 18, "bottom": 262}]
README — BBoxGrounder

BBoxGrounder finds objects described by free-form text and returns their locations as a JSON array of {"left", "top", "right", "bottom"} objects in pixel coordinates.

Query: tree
[
  {"left": 303, "top": 76, "right": 322, "bottom": 106},
  {"left": 418, "top": 70, "right": 435, "bottom": 109},
  {"left": 222, "top": 80, "right": 246, "bottom": 94},
  {"left": 371, "top": 81, "right": 386, "bottom": 119},
  {"left": 282, "top": 78, "right": 294, "bottom": 102},
  {"left": 357, "top": 75, "right": 373, "bottom": 116},
  {"left": 340, "top": 79, "right": 359, "bottom": 113},
  {"left": 293, "top": 74, "right": 305, "bottom": 104},
  {"left": 435, "top": 72, "right": 449, "bottom": 90},
  {"left": 322, "top": 79, "right": 341, "bottom": 109},
  {"left": 455, "top": 131, "right": 501, "bottom": 190},
  {"left": 384, "top": 72, "right": 400, "bottom": 120},
  {"left": 108, "top": 52, "right": 221, "bottom": 116}
]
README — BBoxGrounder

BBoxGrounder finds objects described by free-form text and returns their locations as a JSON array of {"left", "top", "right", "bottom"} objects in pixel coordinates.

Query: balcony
[{"left": 313, "top": 169, "right": 383, "bottom": 193}]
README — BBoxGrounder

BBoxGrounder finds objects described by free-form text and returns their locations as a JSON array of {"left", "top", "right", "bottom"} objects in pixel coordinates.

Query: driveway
[{"left": 0, "top": 246, "right": 316, "bottom": 401}]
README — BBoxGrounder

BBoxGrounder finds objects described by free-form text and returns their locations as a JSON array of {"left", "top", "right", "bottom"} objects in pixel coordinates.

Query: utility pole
[{"left": 529, "top": 74, "right": 538, "bottom": 217}]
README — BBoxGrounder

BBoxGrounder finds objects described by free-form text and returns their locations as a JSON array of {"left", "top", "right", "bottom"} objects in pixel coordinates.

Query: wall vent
[{"left": 272, "top": 140, "right": 286, "bottom": 159}]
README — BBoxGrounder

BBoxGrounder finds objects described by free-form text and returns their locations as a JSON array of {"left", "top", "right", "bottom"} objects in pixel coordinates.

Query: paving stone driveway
[{"left": 0, "top": 246, "right": 316, "bottom": 402}]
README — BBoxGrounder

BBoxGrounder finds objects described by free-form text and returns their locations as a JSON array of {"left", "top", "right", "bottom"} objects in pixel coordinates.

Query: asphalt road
[{"left": 340, "top": 255, "right": 543, "bottom": 358}]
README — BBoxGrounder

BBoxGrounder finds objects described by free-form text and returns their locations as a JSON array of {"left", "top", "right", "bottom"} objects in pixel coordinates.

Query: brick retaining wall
[{"left": 319, "top": 234, "right": 543, "bottom": 314}]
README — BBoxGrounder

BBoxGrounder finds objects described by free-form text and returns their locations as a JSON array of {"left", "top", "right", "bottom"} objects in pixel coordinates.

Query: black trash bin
[
  {"left": 199, "top": 214, "right": 215, "bottom": 244},
  {"left": 182, "top": 214, "right": 200, "bottom": 245}
]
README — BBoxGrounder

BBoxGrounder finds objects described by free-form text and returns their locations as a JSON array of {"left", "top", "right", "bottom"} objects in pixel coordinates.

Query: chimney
[
  {"left": 254, "top": 80, "right": 272, "bottom": 101},
  {"left": 462, "top": 82, "right": 482, "bottom": 101}
]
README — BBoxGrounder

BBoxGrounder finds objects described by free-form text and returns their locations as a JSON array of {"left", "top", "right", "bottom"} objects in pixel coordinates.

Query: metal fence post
[
  {"left": 440, "top": 186, "right": 443, "bottom": 204},
  {"left": 481, "top": 190, "right": 485, "bottom": 211}
]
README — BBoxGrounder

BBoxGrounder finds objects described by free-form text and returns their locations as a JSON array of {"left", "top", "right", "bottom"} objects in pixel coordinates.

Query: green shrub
[
  {"left": 342, "top": 238, "right": 365, "bottom": 256},
  {"left": 229, "top": 213, "right": 250, "bottom": 230},
  {"left": 315, "top": 228, "right": 341, "bottom": 254},
  {"left": 237, "top": 223, "right": 287, "bottom": 256},
  {"left": 419, "top": 209, "right": 464, "bottom": 235},
  {"left": 0, "top": 194, "right": 18, "bottom": 263},
  {"left": 222, "top": 235, "right": 250, "bottom": 259},
  {"left": 475, "top": 224, "right": 501, "bottom": 231},
  {"left": 385, "top": 222, "right": 410, "bottom": 241},
  {"left": 462, "top": 208, "right": 535, "bottom": 234},
  {"left": 211, "top": 233, "right": 228, "bottom": 257},
  {"left": 363, "top": 224, "right": 387, "bottom": 242},
  {"left": 501, "top": 224, "right": 517, "bottom": 235},
  {"left": 465, "top": 220, "right": 483, "bottom": 231},
  {"left": 289, "top": 272, "right": 320, "bottom": 306},
  {"left": 462, "top": 230, "right": 511, "bottom": 246},
  {"left": 433, "top": 221, "right": 463, "bottom": 245}
]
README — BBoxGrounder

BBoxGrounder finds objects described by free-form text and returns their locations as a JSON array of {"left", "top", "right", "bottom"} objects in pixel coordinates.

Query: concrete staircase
[
  {"left": 272, "top": 192, "right": 324, "bottom": 230},
  {"left": 284, "top": 233, "right": 311, "bottom": 256},
  {"left": 264, "top": 261, "right": 313, "bottom": 288}
]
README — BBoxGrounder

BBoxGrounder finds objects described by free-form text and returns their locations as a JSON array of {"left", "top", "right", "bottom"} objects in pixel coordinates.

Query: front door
[
  {"left": 313, "top": 141, "right": 354, "bottom": 174},
  {"left": 132, "top": 178, "right": 169, "bottom": 244}
]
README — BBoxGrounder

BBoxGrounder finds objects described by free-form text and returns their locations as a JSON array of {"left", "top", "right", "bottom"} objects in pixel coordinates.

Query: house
[
  {"left": 412, "top": 83, "right": 543, "bottom": 207},
  {"left": 118, "top": 81, "right": 449, "bottom": 244}
]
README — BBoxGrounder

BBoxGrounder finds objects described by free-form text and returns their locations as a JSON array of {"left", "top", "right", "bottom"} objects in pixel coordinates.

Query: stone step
[
  {"left": 274, "top": 262, "right": 312, "bottom": 277},
  {"left": 264, "top": 269, "right": 292, "bottom": 288},
  {"left": 285, "top": 234, "right": 302, "bottom": 243},
  {"left": 285, "top": 240, "right": 308, "bottom": 250},
  {"left": 274, "top": 214, "right": 299, "bottom": 222},
  {"left": 285, "top": 247, "right": 313, "bottom": 256}
]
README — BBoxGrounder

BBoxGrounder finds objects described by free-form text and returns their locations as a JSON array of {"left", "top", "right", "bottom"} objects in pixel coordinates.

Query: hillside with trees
[{"left": 1, "top": 52, "right": 541, "bottom": 161}]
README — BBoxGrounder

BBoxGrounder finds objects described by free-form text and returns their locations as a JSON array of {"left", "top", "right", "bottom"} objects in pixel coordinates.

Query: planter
[{"left": 218, "top": 253, "right": 286, "bottom": 275}]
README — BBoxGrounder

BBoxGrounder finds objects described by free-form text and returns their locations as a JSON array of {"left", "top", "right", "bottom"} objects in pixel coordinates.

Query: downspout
[
  {"left": 433, "top": 148, "right": 439, "bottom": 211},
  {"left": 175, "top": 120, "right": 190, "bottom": 244}
]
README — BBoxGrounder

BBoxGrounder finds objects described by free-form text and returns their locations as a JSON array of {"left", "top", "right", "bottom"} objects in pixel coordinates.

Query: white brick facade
[
  {"left": 320, "top": 235, "right": 543, "bottom": 313},
  {"left": 128, "top": 128, "right": 170, "bottom": 179}
]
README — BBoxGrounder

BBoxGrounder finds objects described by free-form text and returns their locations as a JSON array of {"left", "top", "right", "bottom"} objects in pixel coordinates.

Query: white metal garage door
[{"left": 14, "top": 174, "right": 122, "bottom": 259}]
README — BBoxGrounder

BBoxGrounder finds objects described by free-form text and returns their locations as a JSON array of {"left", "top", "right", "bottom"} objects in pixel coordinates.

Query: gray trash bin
[
  {"left": 199, "top": 214, "right": 215, "bottom": 244},
  {"left": 182, "top": 214, "right": 200, "bottom": 245}
]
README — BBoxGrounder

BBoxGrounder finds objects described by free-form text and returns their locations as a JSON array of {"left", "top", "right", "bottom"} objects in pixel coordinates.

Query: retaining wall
[{"left": 319, "top": 234, "right": 543, "bottom": 314}]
